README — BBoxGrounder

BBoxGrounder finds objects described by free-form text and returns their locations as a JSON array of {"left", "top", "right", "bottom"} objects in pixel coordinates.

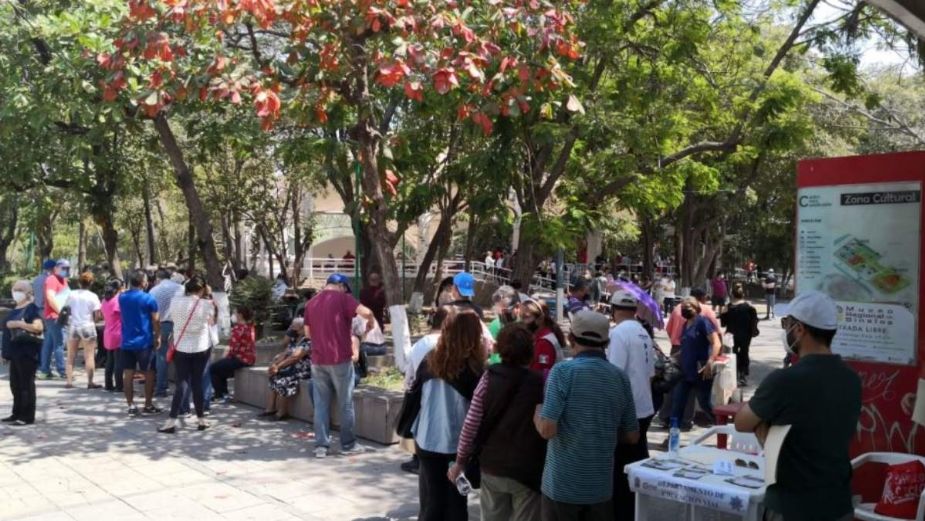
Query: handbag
[
  {"left": 168, "top": 298, "right": 201, "bottom": 363},
  {"left": 652, "top": 344, "right": 682, "bottom": 394}
]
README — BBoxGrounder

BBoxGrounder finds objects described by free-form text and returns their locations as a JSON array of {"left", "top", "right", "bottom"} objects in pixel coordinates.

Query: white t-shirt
[
  {"left": 167, "top": 296, "right": 215, "bottom": 353},
  {"left": 660, "top": 278, "right": 676, "bottom": 299},
  {"left": 607, "top": 320, "right": 656, "bottom": 418},
  {"left": 484, "top": 255, "right": 495, "bottom": 268},
  {"left": 65, "top": 289, "right": 102, "bottom": 329},
  {"left": 352, "top": 316, "right": 386, "bottom": 345}
]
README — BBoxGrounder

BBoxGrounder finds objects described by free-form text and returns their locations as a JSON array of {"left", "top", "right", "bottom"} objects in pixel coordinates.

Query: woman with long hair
[
  {"left": 101, "top": 278, "right": 124, "bottom": 392},
  {"left": 158, "top": 276, "right": 217, "bottom": 433},
  {"left": 411, "top": 308, "right": 485, "bottom": 521},
  {"left": 518, "top": 299, "right": 566, "bottom": 378},
  {"left": 449, "top": 323, "right": 546, "bottom": 520},
  {"left": 1, "top": 280, "right": 44, "bottom": 426}
]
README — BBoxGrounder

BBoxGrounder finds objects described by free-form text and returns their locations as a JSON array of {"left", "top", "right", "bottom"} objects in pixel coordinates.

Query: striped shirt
[
  {"left": 456, "top": 372, "right": 490, "bottom": 463},
  {"left": 540, "top": 350, "right": 638, "bottom": 504}
]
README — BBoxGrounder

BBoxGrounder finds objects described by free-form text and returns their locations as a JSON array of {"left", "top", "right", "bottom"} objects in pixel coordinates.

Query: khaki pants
[{"left": 481, "top": 473, "right": 541, "bottom": 521}]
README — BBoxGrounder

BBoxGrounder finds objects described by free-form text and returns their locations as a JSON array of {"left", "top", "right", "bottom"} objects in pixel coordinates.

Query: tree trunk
[
  {"left": 463, "top": 205, "right": 479, "bottom": 272},
  {"left": 154, "top": 114, "right": 225, "bottom": 289},
  {"left": 511, "top": 234, "right": 540, "bottom": 290},
  {"left": 187, "top": 215, "right": 196, "bottom": 275},
  {"left": 142, "top": 179, "right": 158, "bottom": 265},
  {"left": 232, "top": 210, "right": 243, "bottom": 271},
  {"left": 0, "top": 197, "right": 17, "bottom": 274},
  {"left": 413, "top": 211, "right": 452, "bottom": 294},
  {"left": 97, "top": 213, "right": 122, "bottom": 279},
  {"left": 36, "top": 211, "right": 54, "bottom": 260},
  {"left": 77, "top": 219, "right": 87, "bottom": 271}
]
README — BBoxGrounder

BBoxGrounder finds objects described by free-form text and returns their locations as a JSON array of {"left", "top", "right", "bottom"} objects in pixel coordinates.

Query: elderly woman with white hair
[
  {"left": 1, "top": 280, "right": 45, "bottom": 426},
  {"left": 258, "top": 317, "right": 311, "bottom": 422}
]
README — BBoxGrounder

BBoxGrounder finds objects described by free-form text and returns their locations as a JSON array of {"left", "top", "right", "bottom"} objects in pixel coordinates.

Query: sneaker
[
  {"left": 1, "top": 416, "right": 17, "bottom": 423},
  {"left": 128, "top": 406, "right": 141, "bottom": 417},
  {"left": 400, "top": 459, "right": 420, "bottom": 475},
  {"left": 340, "top": 444, "right": 369, "bottom": 456},
  {"left": 314, "top": 447, "right": 328, "bottom": 459}
]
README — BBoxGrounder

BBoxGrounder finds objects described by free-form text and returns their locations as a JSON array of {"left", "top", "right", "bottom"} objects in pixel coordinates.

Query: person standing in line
[
  {"left": 39, "top": 259, "right": 71, "bottom": 380},
  {"left": 519, "top": 299, "right": 565, "bottom": 379},
  {"left": 607, "top": 290, "right": 656, "bottom": 520},
  {"left": 448, "top": 323, "right": 547, "bottom": 521},
  {"left": 148, "top": 269, "right": 183, "bottom": 398},
  {"left": 721, "top": 285, "right": 759, "bottom": 386},
  {"left": 658, "top": 275, "right": 676, "bottom": 318},
  {"left": 710, "top": 273, "right": 728, "bottom": 314},
  {"left": 63, "top": 272, "right": 103, "bottom": 389},
  {"left": 409, "top": 309, "right": 485, "bottom": 521},
  {"left": 534, "top": 310, "right": 639, "bottom": 521},
  {"left": 763, "top": 269, "right": 779, "bottom": 320},
  {"left": 119, "top": 271, "right": 162, "bottom": 417},
  {"left": 671, "top": 297, "right": 722, "bottom": 430},
  {"left": 1, "top": 281, "right": 44, "bottom": 426},
  {"left": 565, "top": 276, "right": 591, "bottom": 319},
  {"left": 101, "top": 278, "right": 124, "bottom": 392},
  {"left": 158, "top": 276, "right": 216, "bottom": 433},
  {"left": 304, "top": 273, "right": 376, "bottom": 458},
  {"left": 487, "top": 286, "right": 519, "bottom": 341},
  {"left": 210, "top": 306, "right": 256, "bottom": 401},
  {"left": 32, "top": 260, "right": 56, "bottom": 378},
  {"left": 359, "top": 271, "right": 388, "bottom": 329},
  {"left": 735, "top": 291, "right": 860, "bottom": 521},
  {"left": 401, "top": 305, "right": 450, "bottom": 475}
]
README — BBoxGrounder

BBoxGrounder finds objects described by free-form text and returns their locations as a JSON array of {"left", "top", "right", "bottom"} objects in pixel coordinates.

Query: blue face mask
[{"left": 59, "top": 269, "right": 70, "bottom": 279}]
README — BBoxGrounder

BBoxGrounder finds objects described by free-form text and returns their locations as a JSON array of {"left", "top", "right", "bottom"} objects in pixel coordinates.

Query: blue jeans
[
  {"left": 155, "top": 322, "right": 174, "bottom": 395},
  {"left": 312, "top": 362, "right": 356, "bottom": 450},
  {"left": 40, "top": 318, "right": 65, "bottom": 376},
  {"left": 180, "top": 356, "right": 212, "bottom": 414},
  {"left": 671, "top": 377, "right": 713, "bottom": 425}
]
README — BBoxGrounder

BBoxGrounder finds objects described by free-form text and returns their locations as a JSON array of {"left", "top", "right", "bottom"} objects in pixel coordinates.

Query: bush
[{"left": 229, "top": 275, "right": 274, "bottom": 328}]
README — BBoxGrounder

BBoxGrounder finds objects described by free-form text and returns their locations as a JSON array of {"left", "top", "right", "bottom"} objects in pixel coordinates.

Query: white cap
[
  {"left": 775, "top": 291, "right": 838, "bottom": 330},
  {"left": 610, "top": 289, "right": 638, "bottom": 309}
]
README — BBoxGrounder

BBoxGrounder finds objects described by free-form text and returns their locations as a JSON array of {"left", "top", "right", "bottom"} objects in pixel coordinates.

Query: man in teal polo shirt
[{"left": 535, "top": 310, "right": 639, "bottom": 521}]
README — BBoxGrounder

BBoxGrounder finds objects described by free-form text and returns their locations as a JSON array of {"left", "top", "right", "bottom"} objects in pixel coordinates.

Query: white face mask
[
  {"left": 12, "top": 291, "right": 27, "bottom": 304},
  {"left": 231, "top": 314, "right": 238, "bottom": 324},
  {"left": 781, "top": 325, "right": 799, "bottom": 355}
]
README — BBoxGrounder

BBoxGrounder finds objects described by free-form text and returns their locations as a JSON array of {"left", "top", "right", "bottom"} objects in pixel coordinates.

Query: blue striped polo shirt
[{"left": 540, "top": 350, "right": 638, "bottom": 504}]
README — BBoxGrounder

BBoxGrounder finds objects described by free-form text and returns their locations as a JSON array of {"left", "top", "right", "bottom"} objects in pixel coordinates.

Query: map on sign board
[{"left": 797, "top": 182, "right": 921, "bottom": 365}]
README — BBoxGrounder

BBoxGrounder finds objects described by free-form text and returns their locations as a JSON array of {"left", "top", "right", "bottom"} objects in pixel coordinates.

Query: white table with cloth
[{"left": 626, "top": 445, "right": 767, "bottom": 521}]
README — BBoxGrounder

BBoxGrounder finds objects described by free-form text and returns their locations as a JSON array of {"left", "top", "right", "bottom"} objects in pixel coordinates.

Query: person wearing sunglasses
[{"left": 734, "top": 291, "right": 861, "bottom": 521}]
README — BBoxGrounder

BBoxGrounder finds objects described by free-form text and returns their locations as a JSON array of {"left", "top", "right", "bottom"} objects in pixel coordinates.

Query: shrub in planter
[{"left": 229, "top": 276, "right": 274, "bottom": 336}]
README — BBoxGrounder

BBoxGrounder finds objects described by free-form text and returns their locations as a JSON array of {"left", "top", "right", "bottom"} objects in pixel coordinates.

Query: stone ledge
[{"left": 232, "top": 366, "right": 403, "bottom": 445}]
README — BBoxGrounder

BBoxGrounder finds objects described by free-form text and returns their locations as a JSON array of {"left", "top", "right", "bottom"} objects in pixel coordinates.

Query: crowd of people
[
  {"left": 1, "top": 260, "right": 258, "bottom": 431},
  {"left": 2, "top": 259, "right": 863, "bottom": 521}
]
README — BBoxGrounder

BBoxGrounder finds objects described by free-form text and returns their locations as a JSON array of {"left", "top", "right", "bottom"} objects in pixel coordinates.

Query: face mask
[
  {"left": 231, "top": 315, "right": 238, "bottom": 324},
  {"left": 525, "top": 322, "right": 540, "bottom": 333},
  {"left": 286, "top": 330, "right": 299, "bottom": 340},
  {"left": 681, "top": 309, "right": 695, "bottom": 320},
  {"left": 12, "top": 291, "right": 26, "bottom": 303}
]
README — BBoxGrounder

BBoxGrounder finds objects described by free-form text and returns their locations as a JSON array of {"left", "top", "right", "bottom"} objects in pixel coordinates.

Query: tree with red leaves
[{"left": 101, "top": 0, "right": 584, "bottom": 339}]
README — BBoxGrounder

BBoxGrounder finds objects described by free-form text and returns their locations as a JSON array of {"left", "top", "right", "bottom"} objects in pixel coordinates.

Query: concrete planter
[{"left": 232, "top": 366, "right": 404, "bottom": 445}]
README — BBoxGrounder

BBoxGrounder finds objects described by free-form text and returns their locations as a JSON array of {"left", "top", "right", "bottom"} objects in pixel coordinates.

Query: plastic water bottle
[
  {"left": 668, "top": 417, "right": 680, "bottom": 457},
  {"left": 455, "top": 474, "right": 473, "bottom": 496}
]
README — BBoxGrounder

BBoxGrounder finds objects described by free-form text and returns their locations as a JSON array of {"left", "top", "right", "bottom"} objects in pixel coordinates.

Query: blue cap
[
  {"left": 453, "top": 272, "right": 476, "bottom": 298},
  {"left": 326, "top": 273, "right": 352, "bottom": 293},
  {"left": 42, "top": 259, "right": 57, "bottom": 270}
]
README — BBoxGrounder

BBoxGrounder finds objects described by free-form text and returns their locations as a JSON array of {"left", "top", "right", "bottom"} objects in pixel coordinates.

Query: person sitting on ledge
[{"left": 259, "top": 317, "right": 311, "bottom": 422}]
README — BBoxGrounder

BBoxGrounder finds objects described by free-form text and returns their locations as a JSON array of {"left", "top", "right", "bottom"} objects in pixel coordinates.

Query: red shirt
[
  {"left": 227, "top": 323, "right": 256, "bottom": 365},
  {"left": 530, "top": 326, "right": 558, "bottom": 379},
  {"left": 304, "top": 290, "right": 358, "bottom": 366},
  {"left": 44, "top": 275, "right": 68, "bottom": 320}
]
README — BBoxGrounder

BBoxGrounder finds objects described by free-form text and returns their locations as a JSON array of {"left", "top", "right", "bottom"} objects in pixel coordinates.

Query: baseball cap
[
  {"left": 453, "top": 272, "right": 476, "bottom": 298},
  {"left": 569, "top": 274, "right": 589, "bottom": 290},
  {"left": 42, "top": 259, "right": 57, "bottom": 270},
  {"left": 775, "top": 291, "right": 838, "bottom": 331},
  {"left": 326, "top": 273, "right": 352, "bottom": 294},
  {"left": 610, "top": 289, "right": 638, "bottom": 309},
  {"left": 570, "top": 310, "right": 610, "bottom": 347}
]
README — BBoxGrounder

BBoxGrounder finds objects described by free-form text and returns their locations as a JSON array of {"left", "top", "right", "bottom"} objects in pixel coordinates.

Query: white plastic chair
[
  {"left": 851, "top": 452, "right": 925, "bottom": 521},
  {"left": 691, "top": 425, "right": 762, "bottom": 455}
]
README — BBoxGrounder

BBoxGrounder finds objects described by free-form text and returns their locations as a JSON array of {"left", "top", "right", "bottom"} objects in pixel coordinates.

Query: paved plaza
[{"left": 0, "top": 303, "right": 784, "bottom": 521}]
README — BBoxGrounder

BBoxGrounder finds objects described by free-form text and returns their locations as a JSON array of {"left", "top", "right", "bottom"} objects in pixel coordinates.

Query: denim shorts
[
  {"left": 68, "top": 325, "right": 98, "bottom": 342},
  {"left": 119, "top": 348, "right": 155, "bottom": 372}
]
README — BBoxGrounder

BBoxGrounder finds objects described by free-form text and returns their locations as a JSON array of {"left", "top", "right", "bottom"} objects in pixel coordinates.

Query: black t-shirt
[
  {"left": 764, "top": 276, "right": 778, "bottom": 295},
  {"left": 450, "top": 300, "right": 484, "bottom": 320},
  {"left": 721, "top": 302, "right": 757, "bottom": 344},
  {"left": 749, "top": 354, "right": 861, "bottom": 521},
  {"left": 1, "top": 303, "right": 42, "bottom": 360}
]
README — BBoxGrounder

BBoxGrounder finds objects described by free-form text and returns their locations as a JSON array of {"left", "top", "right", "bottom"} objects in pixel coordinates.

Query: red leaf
[
  {"left": 472, "top": 112, "right": 493, "bottom": 136},
  {"left": 433, "top": 68, "right": 459, "bottom": 95},
  {"left": 128, "top": 0, "right": 157, "bottom": 21},
  {"left": 404, "top": 81, "right": 423, "bottom": 102}
]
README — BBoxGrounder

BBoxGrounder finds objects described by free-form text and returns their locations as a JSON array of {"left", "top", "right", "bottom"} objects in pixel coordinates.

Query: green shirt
[
  {"left": 488, "top": 317, "right": 502, "bottom": 339},
  {"left": 749, "top": 354, "right": 861, "bottom": 521}
]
